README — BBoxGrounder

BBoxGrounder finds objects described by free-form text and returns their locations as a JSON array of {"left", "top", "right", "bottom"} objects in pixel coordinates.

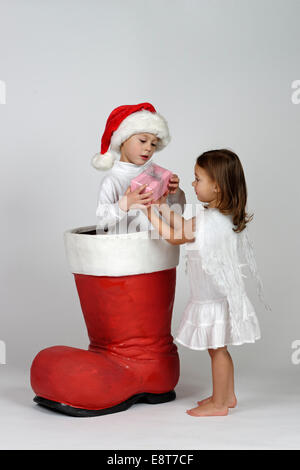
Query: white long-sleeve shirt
[{"left": 96, "top": 158, "right": 186, "bottom": 234}]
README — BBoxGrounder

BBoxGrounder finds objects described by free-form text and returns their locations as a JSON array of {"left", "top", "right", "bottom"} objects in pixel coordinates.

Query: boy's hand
[
  {"left": 119, "top": 184, "right": 153, "bottom": 212},
  {"left": 168, "top": 174, "right": 180, "bottom": 194}
]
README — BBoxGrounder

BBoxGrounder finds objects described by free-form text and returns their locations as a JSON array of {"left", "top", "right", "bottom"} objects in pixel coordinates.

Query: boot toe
[{"left": 31, "top": 345, "right": 138, "bottom": 410}]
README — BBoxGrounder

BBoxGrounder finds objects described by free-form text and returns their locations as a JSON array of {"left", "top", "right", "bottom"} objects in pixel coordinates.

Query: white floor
[{"left": 0, "top": 366, "right": 299, "bottom": 450}]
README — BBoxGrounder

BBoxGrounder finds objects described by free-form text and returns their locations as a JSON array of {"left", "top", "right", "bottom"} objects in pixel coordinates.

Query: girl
[
  {"left": 91, "top": 102, "right": 186, "bottom": 234},
  {"left": 143, "top": 149, "right": 271, "bottom": 417}
]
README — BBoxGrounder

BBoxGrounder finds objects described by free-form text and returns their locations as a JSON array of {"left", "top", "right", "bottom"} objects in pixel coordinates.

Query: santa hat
[{"left": 91, "top": 102, "right": 171, "bottom": 170}]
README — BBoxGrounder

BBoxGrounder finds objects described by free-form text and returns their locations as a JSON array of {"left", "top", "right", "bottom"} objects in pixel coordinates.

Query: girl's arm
[
  {"left": 145, "top": 205, "right": 196, "bottom": 245},
  {"left": 155, "top": 202, "right": 185, "bottom": 230}
]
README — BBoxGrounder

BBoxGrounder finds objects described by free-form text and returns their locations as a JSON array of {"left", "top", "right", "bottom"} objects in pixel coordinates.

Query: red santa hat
[{"left": 91, "top": 102, "right": 171, "bottom": 170}]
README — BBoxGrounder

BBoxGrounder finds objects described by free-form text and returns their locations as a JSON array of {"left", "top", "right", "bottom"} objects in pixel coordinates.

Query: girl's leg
[
  {"left": 186, "top": 347, "right": 233, "bottom": 417},
  {"left": 211, "top": 346, "right": 233, "bottom": 406},
  {"left": 197, "top": 348, "right": 237, "bottom": 407}
]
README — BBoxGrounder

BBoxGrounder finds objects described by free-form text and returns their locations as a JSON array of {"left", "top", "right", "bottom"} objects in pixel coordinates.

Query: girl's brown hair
[{"left": 196, "top": 149, "right": 253, "bottom": 233}]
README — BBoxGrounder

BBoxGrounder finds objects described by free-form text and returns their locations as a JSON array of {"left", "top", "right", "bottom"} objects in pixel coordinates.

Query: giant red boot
[{"left": 31, "top": 226, "right": 180, "bottom": 417}]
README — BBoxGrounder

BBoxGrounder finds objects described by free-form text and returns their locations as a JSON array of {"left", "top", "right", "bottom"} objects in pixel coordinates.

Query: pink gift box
[{"left": 130, "top": 163, "right": 173, "bottom": 201}]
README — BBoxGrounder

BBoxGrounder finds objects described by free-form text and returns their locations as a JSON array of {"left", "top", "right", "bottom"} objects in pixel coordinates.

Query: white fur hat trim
[
  {"left": 110, "top": 110, "right": 171, "bottom": 153},
  {"left": 91, "top": 151, "right": 116, "bottom": 170}
]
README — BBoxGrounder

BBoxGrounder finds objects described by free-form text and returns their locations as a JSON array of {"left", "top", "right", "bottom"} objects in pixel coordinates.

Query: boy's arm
[
  {"left": 166, "top": 186, "right": 186, "bottom": 215},
  {"left": 145, "top": 206, "right": 195, "bottom": 245},
  {"left": 96, "top": 177, "right": 128, "bottom": 230}
]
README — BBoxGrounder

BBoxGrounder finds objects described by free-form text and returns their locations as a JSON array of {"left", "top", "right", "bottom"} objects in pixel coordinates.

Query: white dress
[{"left": 175, "top": 203, "right": 269, "bottom": 350}]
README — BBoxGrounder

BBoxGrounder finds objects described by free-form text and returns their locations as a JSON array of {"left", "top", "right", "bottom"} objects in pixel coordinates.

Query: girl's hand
[
  {"left": 141, "top": 189, "right": 169, "bottom": 216},
  {"left": 119, "top": 184, "right": 153, "bottom": 212},
  {"left": 168, "top": 174, "right": 180, "bottom": 194}
]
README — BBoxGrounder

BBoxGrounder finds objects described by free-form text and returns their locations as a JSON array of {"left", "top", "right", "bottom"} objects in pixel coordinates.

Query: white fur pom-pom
[{"left": 91, "top": 151, "right": 116, "bottom": 170}]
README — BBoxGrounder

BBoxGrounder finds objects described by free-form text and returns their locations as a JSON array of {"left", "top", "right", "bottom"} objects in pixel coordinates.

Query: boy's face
[
  {"left": 120, "top": 133, "right": 159, "bottom": 165},
  {"left": 192, "top": 164, "right": 220, "bottom": 205}
]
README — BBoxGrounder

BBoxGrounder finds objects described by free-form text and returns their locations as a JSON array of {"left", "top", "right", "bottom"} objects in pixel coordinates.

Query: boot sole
[{"left": 33, "top": 390, "right": 176, "bottom": 417}]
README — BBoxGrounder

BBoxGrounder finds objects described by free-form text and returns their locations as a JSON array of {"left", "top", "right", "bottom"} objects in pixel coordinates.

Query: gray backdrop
[{"left": 1, "top": 0, "right": 299, "bottom": 386}]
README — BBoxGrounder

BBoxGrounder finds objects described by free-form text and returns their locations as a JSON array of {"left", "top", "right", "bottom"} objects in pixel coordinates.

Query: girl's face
[
  {"left": 120, "top": 133, "right": 159, "bottom": 165},
  {"left": 192, "top": 164, "right": 220, "bottom": 207}
]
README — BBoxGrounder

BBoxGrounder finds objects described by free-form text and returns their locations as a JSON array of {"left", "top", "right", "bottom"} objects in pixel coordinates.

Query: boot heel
[{"left": 143, "top": 390, "right": 176, "bottom": 404}]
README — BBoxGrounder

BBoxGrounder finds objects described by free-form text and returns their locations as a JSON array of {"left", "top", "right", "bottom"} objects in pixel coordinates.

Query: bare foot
[
  {"left": 197, "top": 395, "right": 237, "bottom": 408},
  {"left": 186, "top": 401, "right": 228, "bottom": 417}
]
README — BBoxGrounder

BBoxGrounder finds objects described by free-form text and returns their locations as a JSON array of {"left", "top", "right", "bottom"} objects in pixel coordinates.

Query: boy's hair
[{"left": 196, "top": 149, "right": 253, "bottom": 233}]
